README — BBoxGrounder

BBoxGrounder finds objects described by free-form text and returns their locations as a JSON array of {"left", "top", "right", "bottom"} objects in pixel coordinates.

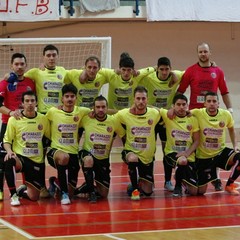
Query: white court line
[{"left": 0, "top": 217, "right": 34, "bottom": 239}]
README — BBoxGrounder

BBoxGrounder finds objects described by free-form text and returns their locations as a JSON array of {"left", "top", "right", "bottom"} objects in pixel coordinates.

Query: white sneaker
[
  {"left": 61, "top": 192, "right": 71, "bottom": 205},
  {"left": 11, "top": 193, "right": 20, "bottom": 206}
]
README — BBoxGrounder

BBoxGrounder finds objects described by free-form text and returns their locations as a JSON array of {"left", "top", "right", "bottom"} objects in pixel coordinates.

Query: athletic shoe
[
  {"left": 88, "top": 191, "right": 97, "bottom": 203},
  {"left": 40, "top": 187, "right": 51, "bottom": 198},
  {"left": 131, "top": 189, "right": 140, "bottom": 201},
  {"left": 172, "top": 186, "right": 182, "bottom": 197},
  {"left": 61, "top": 192, "right": 71, "bottom": 205},
  {"left": 225, "top": 184, "right": 239, "bottom": 195},
  {"left": 127, "top": 183, "right": 134, "bottom": 196},
  {"left": 164, "top": 181, "right": 174, "bottom": 192},
  {"left": 212, "top": 179, "right": 222, "bottom": 191},
  {"left": 48, "top": 176, "right": 61, "bottom": 198},
  {"left": 0, "top": 191, "right": 3, "bottom": 201},
  {"left": 11, "top": 193, "right": 20, "bottom": 206},
  {"left": 16, "top": 184, "right": 27, "bottom": 197}
]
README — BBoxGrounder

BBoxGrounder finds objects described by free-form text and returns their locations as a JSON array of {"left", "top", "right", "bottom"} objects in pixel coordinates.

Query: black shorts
[
  {"left": 0, "top": 123, "right": 7, "bottom": 157},
  {"left": 196, "top": 147, "right": 237, "bottom": 186},
  {"left": 121, "top": 150, "right": 154, "bottom": 184},
  {"left": 47, "top": 148, "right": 80, "bottom": 188},
  {"left": 17, "top": 155, "right": 45, "bottom": 191},
  {"left": 155, "top": 120, "right": 167, "bottom": 142},
  {"left": 165, "top": 152, "right": 198, "bottom": 187},
  {"left": 79, "top": 149, "right": 111, "bottom": 189}
]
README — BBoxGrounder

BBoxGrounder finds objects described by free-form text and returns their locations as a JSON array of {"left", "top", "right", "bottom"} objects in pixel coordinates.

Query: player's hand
[
  {"left": 4, "top": 151, "right": 17, "bottom": 161},
  {"left": 10, "top": 110, "right": 23, "bottom": 120},
  {"left": 79, "top": 70, "right": 88, "bottom": 84},
  {"left": 167, "top": 108, "right": 175, "bottom": 119}
]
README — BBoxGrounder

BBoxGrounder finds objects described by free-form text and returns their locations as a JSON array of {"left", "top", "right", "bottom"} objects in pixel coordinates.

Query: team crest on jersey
[
  {"left": 57, "top": 74, "right": 63, "bottom": 80},
  {"left": 73, "top": 116, "right": 79, "bottom": 122},
  {"left": 187, "top": 124, "right": 192, "bottom": 131},
  {"left": 148, "top": 119, "right": 153, "bottom": 125},
  {"left": 38, "top": 124, "right": 43, "bottom": 130},
  {"left": 211, "top": 73, "right": 217, "bottom": 79},
  {"left": 107, "top": 126, "right": 113, "bottom": 133},
  {"left": 219, "top": 121, "right": 225, "bottom": 128},
  {"left": 171, "top": 130, "right": 176, "bottom": 137},
  {"left": 95, "top": 82, "right": 100, "bottom": 87}
]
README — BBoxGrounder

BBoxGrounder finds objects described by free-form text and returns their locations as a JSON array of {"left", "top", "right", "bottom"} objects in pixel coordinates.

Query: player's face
[
  {"left": 173, "top": 99, "right": 188, "bottom": 117},
  {"left": 204, "top": 95, "right": 219, "bottom": 114},
  {"left": 134, "top": 91, "right": 148, "bottom": 111},
  {"left": 94, "top": 100, "right": 107, "bottom": 120},
  {"left": 197, "top": 44, "right": 211, "bottom": 64},
  {"left": 85, "top": 60, "right": 100, "bottom": 80},
  {"left": 62, "top": 92, "right": 76, "bottom": 107},
  {"left": 120, "top": 67, "right": 133, "bottom": 81},
  {"left": 43, "top": 50, "right": 58, "bottom": 69},
  {"left": 22, "top": 95, "right": 37, "bottom": 112},
  {"left": 157, "top": 65, "right": 171, "bottom": 80},
  {"left": 11, "top": 57, "right": 27, "bottom": 77}
]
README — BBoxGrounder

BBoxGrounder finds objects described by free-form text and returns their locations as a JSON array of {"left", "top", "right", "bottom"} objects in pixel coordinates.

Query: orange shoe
[
  {"left": 131, "top": 189, "right": 140, "bottom": 201},
  {"left": 225, "top": 184, "right": 239, "bottom": 195}
]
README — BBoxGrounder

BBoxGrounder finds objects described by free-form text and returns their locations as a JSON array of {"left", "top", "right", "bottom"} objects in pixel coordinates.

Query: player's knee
[
  {"left": 82, "top": 155, "right": 93, "bottom": 167},
  {"left": 126, "top": 152, "right": 138, "bottom": 163},
  {"left": 5, "top": 157, "right": 16, "bottom": 168}
]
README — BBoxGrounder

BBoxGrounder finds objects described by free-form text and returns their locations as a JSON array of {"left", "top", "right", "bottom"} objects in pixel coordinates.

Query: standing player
[
  {"left": 46, "top": 84, "right": 90, "bottom": 205},
  {"left": 192, "top": 92, "right": 240, "bottom": 195},
  {"left": 64, "top": 56, "right": 110, "bottom": 108},
  {"left": 3, "top": 91, "right": 50, "bottom": 206},
  {"left": 75, "top": 95, "right": 125, "bottom": 203},
  {"left": 140, "top": 57, "right": 184, "bottom": 192},
  {"left": 115, "top": 86, "right": 160, "bottom": 200},
  {"left": 177, "top": 42, "right": 233, "bottom": 191},
  {"left": 161, "top": 94, "right": 199, "bottom": 197},
  {"left": 0, "top": 53, "right": 35, "bottom": 201}
]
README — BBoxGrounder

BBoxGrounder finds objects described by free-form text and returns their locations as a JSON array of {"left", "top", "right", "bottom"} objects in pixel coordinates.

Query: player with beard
[
  {"left": 75, "top": 95, "right": 125, "bottom": 203},
  {"left": 115, "top": 86, "right": 160, "bottom": 200},
  {"left": 0, "top": 53, "right": 35, "bottom": 201},
  {"left": 46, "top": 84, "right": 90, "bottom": 205},
  {"left": 176, "top": 42, "right": 233, "bottom": 191}
]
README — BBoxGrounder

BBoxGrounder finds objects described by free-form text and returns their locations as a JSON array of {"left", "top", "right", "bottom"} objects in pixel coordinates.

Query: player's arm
[
  {"left": 3, "top": 142, "right": 17, "bottom": 161},
  {"left": 222, "top": 93, "right": 233, "bottom": 113},
  {"left": 0, "top": 96, "right": 22, "bottom": 119},
  {"left": 228, "top": 126, "right": 239, "bottom": 151}
]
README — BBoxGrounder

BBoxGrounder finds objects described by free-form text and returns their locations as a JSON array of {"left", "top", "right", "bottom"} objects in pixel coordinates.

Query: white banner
[
  {"left": 146, "top": 0, "right": 240, "bottom": 22},
  {"left": 0, "top": 0, "right": 59, "bottom": 21}
]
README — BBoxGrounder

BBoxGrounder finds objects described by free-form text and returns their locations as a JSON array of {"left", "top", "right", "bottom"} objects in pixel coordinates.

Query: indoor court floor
[{"left": 1, "top": 158, "right": 240, "bottom": 240}]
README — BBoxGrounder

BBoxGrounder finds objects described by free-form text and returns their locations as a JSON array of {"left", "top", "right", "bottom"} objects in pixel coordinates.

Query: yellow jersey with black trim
[
  {"left": 107, "top": 67, "right": 155, "bottom": 110},
  {"left": 115, "top": 107, "right": 160, "bottom": 164},
  {"left": 161, "top": 109, "right": 199, "bottom": 162},
  {"left": 80, "top": 115, "right": 125, "bottom": 159},
  {"left": 140, "top": 70, "right": 184, "bottom": 109},
  {"left": 192, "top": 108, "right": 234, "bottom": 159},
  {"left": 46, "top": 106, "right": 90, "bottom": 154},
  {"left": 3, "top": 113, "right": 50, "bottom": 163},
  {"left": 64, "top": 68, "right": 112, "bottom": 108},
  {"left": 24, "top": 66, "right": 67, "bottom": 113}
]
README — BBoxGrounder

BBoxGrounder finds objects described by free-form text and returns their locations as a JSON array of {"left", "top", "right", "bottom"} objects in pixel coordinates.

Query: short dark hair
[
  {"left": 120, "top": 52, "right": 130, "bottom": 60},
  {"left": 85, "top": 56, "right": 101, "bottom": 68},
  {"left": 119, "top": 57, "right": 134, "bottom": 69},
  {"left": 43, "top": 44, "right": 59, "bottom": 55},
  {"left": 204, "top": 91, "right": 218, "bottom": 100},
  {"left": 21, "top": 90, "right": 37, "bottom": 102},
  {"left": 134, "top": 86, "right": 148, "bottom": 97},
  {"left": 11, "top": 53, "right": 27, "bottom": 64},
  {"left": 157, "top": 57, "right": 171, "bottom": 67},
  {"left": 173, "top": 94, "right": 188, "bottom": 104},
  {"left": 94, "top": 95, "right": 108, "bottom": 107},
  {"left": 62, "top": 83, "right": 77, "bottom": 96}
]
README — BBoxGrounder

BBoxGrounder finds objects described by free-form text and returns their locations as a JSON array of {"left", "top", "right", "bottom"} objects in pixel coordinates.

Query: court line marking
[
  {"left": 31, "top": 225, "right": 240, "bottom": 239},
  {"left": 0, "top": 217, "right": 34, "bottom": 239}
]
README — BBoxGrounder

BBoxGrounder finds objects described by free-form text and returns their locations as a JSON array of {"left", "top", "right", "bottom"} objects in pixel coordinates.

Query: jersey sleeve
[
  {"left": 177, "top": 68, "right": 191, "bottom": 93},
  {"left": 3, "top": 117, "right": 15, "bottom": 144},
  {"left": 217, "top": 69, "right": 229, "bottom": 95}
]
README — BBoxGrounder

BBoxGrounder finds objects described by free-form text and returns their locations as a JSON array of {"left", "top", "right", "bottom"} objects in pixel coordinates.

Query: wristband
[{"left": 228, "top": 108, "right": 233, "bottom": 113}]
